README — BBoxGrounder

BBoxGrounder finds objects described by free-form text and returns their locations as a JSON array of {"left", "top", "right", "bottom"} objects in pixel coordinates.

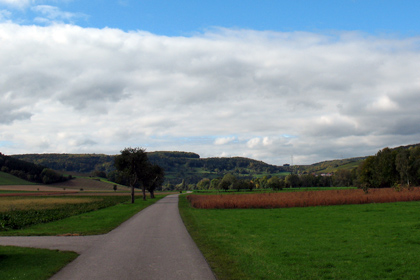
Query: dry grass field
[
  {"left": 0, "top": 197, "right": 100, "bottom": 212},
  {"left": 188, "top": 187, "right": 420, "bottom": 209}
]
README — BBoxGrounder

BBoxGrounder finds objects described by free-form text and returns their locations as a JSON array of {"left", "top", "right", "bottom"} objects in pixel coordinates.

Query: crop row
[
  {"left": 187, "top": 187, "right": 420, "bottom": 209},
  {"left": 0, "top": 196, "right": 129, "bottom": 231}
]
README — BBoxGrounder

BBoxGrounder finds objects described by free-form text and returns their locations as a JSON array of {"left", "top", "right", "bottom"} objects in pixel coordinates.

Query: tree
[
  {"left": 396, "top": 149, "right": 410, "bottom": 185},
  {"left": 218, "top": 173, "right": 236, "bottom": 191},
  {"left": 114, "top": 147, "right": 150, "bottom": 203},
  {"left": 357, "top": 156, "right": 376, "bottom": 193},
  {"left": 197, "top": 178, "right": 211, "bottom": 190},
  {"left": 375, "top": 148, "right": 398, "bottom": 188},
  {"left": 409, "top": 146, "right": 420, "bottom": 186},
  {"left": 145, "top": 164, "right": 165, "bottom": 199},
  {"left": 285, "top": 174, "right": 300, "bottom": 188},
  {"left": 210, "top": 178, "right": 220, "bottom": 190},
  {"left": 267, "top": 176, "right": 283, "bottom": 191},
  {"left": 333, "top": 169, "right": 353, "bottom": 187}
]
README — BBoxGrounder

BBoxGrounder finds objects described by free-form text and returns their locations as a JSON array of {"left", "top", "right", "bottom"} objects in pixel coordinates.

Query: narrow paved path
[{"left": 0, "top": 194, "right": 216, "bottom": 280}]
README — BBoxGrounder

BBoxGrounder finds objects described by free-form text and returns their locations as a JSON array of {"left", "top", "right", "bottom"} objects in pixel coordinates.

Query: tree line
[
  {"left": 187, "top": 145, "right": 420, "bottom": 192},
  {"left": 0, "top": 153, "right": 68, "bottom": 184},
  {"left": 357, "top": 146, "right": 420, "bottom": 191}
]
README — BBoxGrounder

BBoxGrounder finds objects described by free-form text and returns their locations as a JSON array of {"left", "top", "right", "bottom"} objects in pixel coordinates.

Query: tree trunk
[
  {"left": 150, "top": 189, "right": 155, "bottom": 199},
  {"left": 142, "top": 186, "right": 147, "bottom": 201},
  {"left": 131, "top": 185, "right": 135, "bottom": 204}
]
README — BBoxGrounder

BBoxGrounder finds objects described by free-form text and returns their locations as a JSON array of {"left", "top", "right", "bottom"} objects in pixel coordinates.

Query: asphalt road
[{"left": 0, "top": 194, "right": 216, "bottom": 280}]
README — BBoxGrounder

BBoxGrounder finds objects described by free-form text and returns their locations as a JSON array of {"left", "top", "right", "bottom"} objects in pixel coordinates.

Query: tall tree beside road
[
  {"left": 115, "top": 147, "right": 150, "bottom": 203},
  {"left": 145, "top": 164, "right": 165, "bottom": 199}
]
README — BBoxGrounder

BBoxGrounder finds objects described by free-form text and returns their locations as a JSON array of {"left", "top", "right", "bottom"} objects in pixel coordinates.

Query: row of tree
[
  {"left": 187, "top": 146, "right": 420, "bottom": 192},
  {"left": 114, "top": 148, "right": 165, "bottom": 203},
  {"left": 357, "top": 146, "right": 420, "bottom": 189},
  {"left": 0, "top": 153, "right": 68, "bottom": 184},
  {"left": 191, "top": 172, "right": 338, "bottom": 191}
]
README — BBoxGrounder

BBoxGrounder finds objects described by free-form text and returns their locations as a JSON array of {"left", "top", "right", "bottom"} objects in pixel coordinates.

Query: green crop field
[
  {"left": 0, "top": 171, "right": 36, "bottom": 185},
  {"left": 180, "top": 196, "right": 420, "bottom": 280}
]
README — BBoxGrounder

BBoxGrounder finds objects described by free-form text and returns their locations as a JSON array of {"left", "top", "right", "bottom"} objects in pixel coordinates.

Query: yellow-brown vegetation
[
  {"left": 187, "top": 187, "right": 420, "bottom": 209},
  {"left": 0, "top": 197, "right": 99, "bottom": 212}
]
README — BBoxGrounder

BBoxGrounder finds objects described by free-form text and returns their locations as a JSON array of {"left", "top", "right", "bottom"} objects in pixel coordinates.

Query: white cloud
[
  {"left": 31, "top": 5, "right": 86, "bottom": 25},
  {"left": 1, "top": 24, "right": 420, "bottom": 164},
  {"left": 0, "top": 9, "right": 11, "bottom": 21},
  {"left": 247, "top": 138, "right": 261, "bottom": 149},
  {"left": 0, "top": 0, "right": 33, "bottom": 8},
  {"left": 214, "top": 137, "right": 235, "bottom": 145}
]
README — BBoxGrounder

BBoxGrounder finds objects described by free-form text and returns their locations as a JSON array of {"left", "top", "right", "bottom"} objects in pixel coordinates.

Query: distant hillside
[
  {"left": 1, "top": 153, "right": 67, "bottom": 185},
  {"left": 12, "top": 153, "right": 115, "bottom": 174},
  {"left": 296, "top": 157, "right": 366, "bottom": 175},
  {"left": 295, "top": 143, "right": 420, "bottom": 175},
  {"left": 13, "top": 151, "right": 288, "bottom": 185}
]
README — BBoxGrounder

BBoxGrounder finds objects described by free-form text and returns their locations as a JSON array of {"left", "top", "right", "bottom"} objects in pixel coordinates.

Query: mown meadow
[{"left": 180, "top": 191, "right": 420, "bottom": 280}]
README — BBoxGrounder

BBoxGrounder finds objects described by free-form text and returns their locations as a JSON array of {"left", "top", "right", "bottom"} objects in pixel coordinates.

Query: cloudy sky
[{"left": 1, "top": 0, "right": 420, "bottom": 165}]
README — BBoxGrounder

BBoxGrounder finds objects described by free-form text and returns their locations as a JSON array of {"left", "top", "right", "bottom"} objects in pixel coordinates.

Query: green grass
[
  {"left": 179, "top": 196, "right": 420, "bottom": 280},
  {"left": 0, "top": 171, "right": 36, "bottom": 185},
  {"left": 0, "top": 195, "right": 165, "bottom": 236},
  {"left": 0, "top": 246, "right": 78, "bottom": 280}
]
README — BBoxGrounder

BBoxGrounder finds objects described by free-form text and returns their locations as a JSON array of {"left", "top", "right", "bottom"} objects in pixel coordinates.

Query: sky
[{"left": 1, "top": 0, "right": 420, "bottom": 166}]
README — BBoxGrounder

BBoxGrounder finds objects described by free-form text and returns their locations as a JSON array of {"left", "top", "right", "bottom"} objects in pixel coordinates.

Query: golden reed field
[{"left": 187, "top": 187, "right": 420, "bottom": 209}]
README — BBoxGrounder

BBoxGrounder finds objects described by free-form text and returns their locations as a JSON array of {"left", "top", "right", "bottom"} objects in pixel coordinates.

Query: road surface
[{"left": 0, "top": 194, "right": 216, "bottom": 280}]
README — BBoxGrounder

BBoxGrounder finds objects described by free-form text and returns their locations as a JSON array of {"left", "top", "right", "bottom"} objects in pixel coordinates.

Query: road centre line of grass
[{"left": 179, "top": 195, "right": 420, "bottom": 280}]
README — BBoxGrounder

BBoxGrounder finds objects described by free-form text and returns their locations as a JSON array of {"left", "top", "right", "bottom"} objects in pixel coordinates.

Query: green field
[
  {"left": 0, "top": 171, "right": 36, "bottom": 185},
  {"left": 180, "top": 196, "right": 420, "bottom": 280},
  {"left": 0, "top": 246, "right": 77, "bottom": 280}
]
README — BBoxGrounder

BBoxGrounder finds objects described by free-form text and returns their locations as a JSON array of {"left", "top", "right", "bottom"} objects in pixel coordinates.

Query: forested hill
[
  {"left": 295, "top": 143, "right": 420, "bottom": 175},
  {"left": 0, "top": 153, "right": 68, "bottom": 184},
  {"left": 12, "top": 152, "right": 288, "bottom": 184}
]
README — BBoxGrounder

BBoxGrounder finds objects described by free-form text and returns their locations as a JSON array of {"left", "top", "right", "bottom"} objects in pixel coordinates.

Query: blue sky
[
  {"left": 66, "top": 0, "right": 420, "bottom": 35},
  {"left": 1, "top": 0, "right": 420, "bottom": 165},
  {"left": 4, "top": 0, "right": 420, "bottom": 36}
]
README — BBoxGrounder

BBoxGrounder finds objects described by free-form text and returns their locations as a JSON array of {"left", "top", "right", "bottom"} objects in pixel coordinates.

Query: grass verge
[
  {"left": 179, "top": 195, "right": 420, "bottom": 280},
  {"left": 0, "top": 195, "right": 165, "bottom": 236},
  {"left": 0, "top": 246, "right": 77, "bottom": 280}
]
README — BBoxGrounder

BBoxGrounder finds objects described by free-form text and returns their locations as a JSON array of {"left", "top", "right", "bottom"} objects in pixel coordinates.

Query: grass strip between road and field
[
  {"left": 0, "top": 246, "right": 78, "bottom": 280},
  {"left": 179, "top": 195, "right": 420, "bottom": 280}
]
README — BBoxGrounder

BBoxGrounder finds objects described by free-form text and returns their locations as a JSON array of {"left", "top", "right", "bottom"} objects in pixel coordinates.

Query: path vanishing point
[{"left": 0, "top": 194, "right": 216, "bottom": 280}]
